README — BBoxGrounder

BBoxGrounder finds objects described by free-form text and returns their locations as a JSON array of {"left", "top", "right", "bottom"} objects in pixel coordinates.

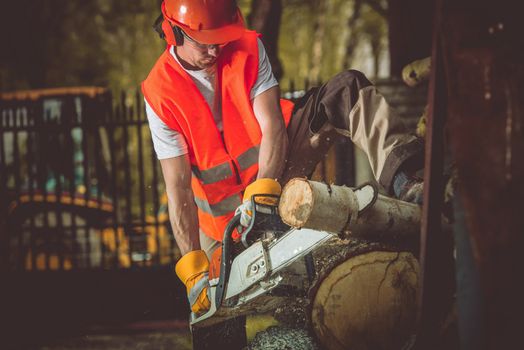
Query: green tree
[{"left": 0, "top": 0, "right": 165, "bottom": 93}]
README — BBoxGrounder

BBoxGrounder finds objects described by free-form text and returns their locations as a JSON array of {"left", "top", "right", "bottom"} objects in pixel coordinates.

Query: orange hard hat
[{"left": 161, "top": 0, "right": 245, "bottom": 45}]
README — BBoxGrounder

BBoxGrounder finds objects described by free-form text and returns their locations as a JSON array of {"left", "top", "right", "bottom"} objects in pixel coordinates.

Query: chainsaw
[{"left": 190, "top": 183, "right": 380, "bottom": 329}]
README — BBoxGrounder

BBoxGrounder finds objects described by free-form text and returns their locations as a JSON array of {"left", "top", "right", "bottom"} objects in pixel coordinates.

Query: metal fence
[{"left": 1, "top": 87, "right": 176, "bottom": 272}]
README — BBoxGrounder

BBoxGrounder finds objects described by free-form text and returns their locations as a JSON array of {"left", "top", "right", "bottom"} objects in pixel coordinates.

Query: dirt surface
[
  {"left": 33, "top": 315, "right": 290, "bottom": 350},
  {"left": 25, "top": 320, "right": 192, "bottom": 350},
  {"left": 36, "top": 332, "right": 191, "bottom": 350},
  {"left": 36, "top": 330, "right": 192, "bottom": 350}
]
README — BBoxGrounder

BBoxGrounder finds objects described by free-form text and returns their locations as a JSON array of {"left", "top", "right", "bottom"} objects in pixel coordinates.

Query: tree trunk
[
  {"left": 371, "top": 36, "right": 381, "bottom": 77},
  {"left": 343, "top": 0, "right": 363, "bottom": 70},
  {"left": 309, "top": 0, "right": 331, "bottom": 83},
  {"left": 388, "top": 0, "right": 433, "bottom": 78},
  {"left": 248, "top": 0, "right": 284, "bottom": 80}
]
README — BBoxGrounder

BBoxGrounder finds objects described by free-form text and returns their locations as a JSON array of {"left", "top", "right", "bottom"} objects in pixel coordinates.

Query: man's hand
[
  {"left": 175, "top": 250, "right": 210, "bottom": 314},
  {"left": 235, "top": 200, "right": 254, "bottom": 228},
  {"left": 236, "top": 178, "right": 281, "bottom": 227}
]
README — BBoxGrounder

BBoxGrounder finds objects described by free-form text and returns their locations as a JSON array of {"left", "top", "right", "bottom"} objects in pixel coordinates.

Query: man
[{"left": 142, "top": 0, "right": 423, "bottom": 315}]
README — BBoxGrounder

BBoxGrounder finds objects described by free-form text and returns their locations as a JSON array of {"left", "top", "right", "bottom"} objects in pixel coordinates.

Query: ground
[
  {"left": 32, "top": 315, "right": 308, "bottom": 350},
  {"left": 38, "top": 330, "right": 192, "bottom": 350},
  {"left": 34, "top": 320, "right": 192, "bottom": 350}
]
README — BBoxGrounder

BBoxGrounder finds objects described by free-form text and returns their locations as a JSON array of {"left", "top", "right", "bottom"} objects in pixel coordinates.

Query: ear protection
[
  {"left": 172, "top": 25, "right": 184, "bottom": 46},
  {"left": 161, "top": 19, "right": 184, "bottom": 46},
  {"left": 154, "top": 13, "right": 184, "bottom": 46}
]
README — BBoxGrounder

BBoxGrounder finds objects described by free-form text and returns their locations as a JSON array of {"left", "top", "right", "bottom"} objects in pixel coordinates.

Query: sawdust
[
  {"left": 273, "top": 297, "right": 310, "bottom": 329},
  {"left": 246, "top": 326, "right": 320, "bottom": 350}
]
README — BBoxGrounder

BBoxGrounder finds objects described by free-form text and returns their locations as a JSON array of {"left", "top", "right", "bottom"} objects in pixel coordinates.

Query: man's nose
[{"left": 207, "top": 45, "right": 219, "bottom": 57}]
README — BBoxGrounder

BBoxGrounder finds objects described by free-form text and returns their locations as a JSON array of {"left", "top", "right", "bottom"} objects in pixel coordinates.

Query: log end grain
[
  {"left": 279, "top": 179, "right": 354, "bottom": 232},
  {"left": 279, "top": 178, "right": 314, "bottom": 228},
  {"left": 311, "top": 251, "right": 419, "bottom": 350}
]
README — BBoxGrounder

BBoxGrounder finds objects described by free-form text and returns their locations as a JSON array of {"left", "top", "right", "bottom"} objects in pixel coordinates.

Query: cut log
[
  {"left": 310, "top": 247, "right": 419, "bottom": 350},
  {"left": 278, "top": 178, "right": 358, "bottom": 233},
  {"left": 278, "top": 179, "right": 421, "bottom": 240},
  {"left": 254, "top": 179, "right": 423, "bottom": 348},
  {"left": 266, "top": 238, "right": 419, "bottom": 350}
]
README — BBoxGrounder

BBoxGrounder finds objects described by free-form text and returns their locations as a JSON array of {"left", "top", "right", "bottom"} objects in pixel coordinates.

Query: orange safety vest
[{"left": 142, "top": 30, "right": 294, "bottom": 241}]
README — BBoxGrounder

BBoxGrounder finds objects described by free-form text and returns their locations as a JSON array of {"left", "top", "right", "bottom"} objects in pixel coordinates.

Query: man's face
[{"left": 178, "top": 31, "right": 228, "bottom": 70}]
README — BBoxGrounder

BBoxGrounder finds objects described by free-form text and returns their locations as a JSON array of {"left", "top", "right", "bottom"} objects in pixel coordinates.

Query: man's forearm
[
  {"left": 160, "top": 155, "right": 200, "bottom": 256},
  {"left": 167, "top": 186, "right": 200, "bottom": 255},
  {"left": 252, "top": 86, "right": 289, "bottom": 181},
  {"left": 257, "top": 125, "right": 288, "bottom": 180}
]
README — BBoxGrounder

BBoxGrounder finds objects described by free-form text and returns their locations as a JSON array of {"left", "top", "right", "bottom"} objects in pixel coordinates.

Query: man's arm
[
  {"left": 252, "top": 85, "right": 288, "bottom": 180},
  {"left": 159, "top": 154, "right": 200, "bottom": 255}
]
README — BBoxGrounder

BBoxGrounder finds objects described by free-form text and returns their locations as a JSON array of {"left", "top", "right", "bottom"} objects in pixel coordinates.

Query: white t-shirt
[{"left": 145, "top": 38, "right": 278, "bottom": 159}]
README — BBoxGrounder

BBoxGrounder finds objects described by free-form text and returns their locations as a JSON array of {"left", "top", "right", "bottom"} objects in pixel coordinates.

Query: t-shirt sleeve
[
  {"left": 144, "top": 99, "right": 189, "bottom": 159},
  {"left": 250, "top": 38, "right": 279, "bottom": 100}
]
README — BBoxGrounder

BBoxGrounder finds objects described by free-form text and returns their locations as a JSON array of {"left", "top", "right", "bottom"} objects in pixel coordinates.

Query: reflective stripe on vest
[
  {"left": 194, "top": 193, "right": 242, "bottom": 217},
  {"left": 191, "top": 145, "right": 260, "bottom": 184},
  {"left": 191, "top": 163, "right": 232, "bottom": 185},
  {"left": 237, "top": 145, "right": 260, "bottom": 171}
]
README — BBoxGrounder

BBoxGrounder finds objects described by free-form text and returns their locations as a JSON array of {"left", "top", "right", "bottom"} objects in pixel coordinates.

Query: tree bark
[
  {"left": 248, "top": 0, "right": 284, "bottom": 80},
  {"left": 278, "top": 179, "right": 421, "bottom": 240}
]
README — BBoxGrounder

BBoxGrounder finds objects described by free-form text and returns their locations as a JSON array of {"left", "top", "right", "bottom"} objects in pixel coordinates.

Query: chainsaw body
[
  {"left": 190, "top": 199, "right": 331, "bottom": 327},
  {"left": 191, "top": 186, "right": 379, "bottom": 328}
]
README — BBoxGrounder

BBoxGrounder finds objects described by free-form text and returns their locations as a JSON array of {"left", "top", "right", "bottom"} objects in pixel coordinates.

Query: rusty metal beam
[
  {"left": 413, "top": 0, "right": 456, "bottom": 348},
  {"left": 443, "top": 1, "right": 524, "bottom": 348}
]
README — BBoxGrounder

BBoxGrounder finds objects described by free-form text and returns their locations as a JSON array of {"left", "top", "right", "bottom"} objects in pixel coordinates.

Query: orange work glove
[
  {"left": 175, "top": 250, "right": 210, "bottom": 314},
  {"left": 235, "top": 178, "right": 281, "bottom": 227}
]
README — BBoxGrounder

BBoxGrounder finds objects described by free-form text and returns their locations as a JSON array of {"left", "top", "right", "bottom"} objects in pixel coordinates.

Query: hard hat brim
[{"left": 174, "top": 9, "right": 246, "bottom": 45}]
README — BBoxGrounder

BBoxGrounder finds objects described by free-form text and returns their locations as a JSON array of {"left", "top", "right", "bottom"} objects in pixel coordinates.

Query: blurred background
[
  {"left": 0, "top": 0, "right": 431, "bottom": 92},
  {"left": 0, "top": 0, "right": 432, "bottom": 348}
]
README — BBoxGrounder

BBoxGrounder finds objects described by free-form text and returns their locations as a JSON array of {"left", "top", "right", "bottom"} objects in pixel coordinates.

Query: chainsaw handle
[
  {"left": 215, "top": 213, "right": 241, "bottom": 307},
  {"left": 239, "top": 194, "right": 280, "bottom": 248}
]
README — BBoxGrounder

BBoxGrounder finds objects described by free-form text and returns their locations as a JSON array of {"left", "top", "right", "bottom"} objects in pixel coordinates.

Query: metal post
[{"left": 413, "top": 0, "right": 455, "bottom": 348}]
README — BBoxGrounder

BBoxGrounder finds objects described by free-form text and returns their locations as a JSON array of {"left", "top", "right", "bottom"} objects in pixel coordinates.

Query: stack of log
[
  {"left": 277, "top": 179, "right": 422, "bottom": 350},
  {"left": 271, "top": 56, "right": 438, "bottom": 349}
]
